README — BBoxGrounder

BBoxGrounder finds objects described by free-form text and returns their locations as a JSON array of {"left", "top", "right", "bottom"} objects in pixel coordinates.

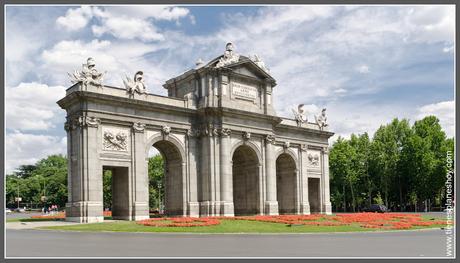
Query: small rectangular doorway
[
  {"left": 308, "top": 178, "right": 321, "bottom": 213},
  {"left": 103, "top": 166, "right": 130, "bottom": 220}
]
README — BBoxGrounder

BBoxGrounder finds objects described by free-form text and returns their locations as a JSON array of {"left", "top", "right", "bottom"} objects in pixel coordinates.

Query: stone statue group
[
  {"left": 292, "top": 104, "right": 328, "bottom": 130},
  {"left": 68, "top": 57, "right": 147, "bottom": 95}
]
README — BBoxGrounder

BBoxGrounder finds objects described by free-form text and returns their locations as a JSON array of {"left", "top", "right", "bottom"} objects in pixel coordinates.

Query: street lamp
[{"left": 158, "top": 181, "right": 162, "bottom": 214}]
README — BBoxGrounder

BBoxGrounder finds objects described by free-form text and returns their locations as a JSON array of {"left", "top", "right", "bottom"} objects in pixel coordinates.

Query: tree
[
  {"left": 330, "top": 137, "right": 357, "bottom": 212},
  {"left": 148, "top": 154, "right": 165, "bottom": 210},
  {"left": 5, "top": 155, "right": 68, "bottom": 208}
]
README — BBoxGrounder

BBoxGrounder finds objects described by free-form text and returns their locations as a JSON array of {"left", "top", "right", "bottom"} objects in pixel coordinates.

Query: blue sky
[{"left": 5, "top": 5, "right": 455, "bottom": 173}]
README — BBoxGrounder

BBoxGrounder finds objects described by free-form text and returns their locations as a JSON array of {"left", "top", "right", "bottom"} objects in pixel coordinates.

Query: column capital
[
  {"left": 321, "top": 146, "right": 330, "bottom": 154},
  {"left": 77, "top": 115, "right": 100, "bottom": 128},
  {"left": 220, "top": 128, "right": 231, "bottom": 137},
  {"left": 187, "top": 128, "right": 201, "bottom": 137}
]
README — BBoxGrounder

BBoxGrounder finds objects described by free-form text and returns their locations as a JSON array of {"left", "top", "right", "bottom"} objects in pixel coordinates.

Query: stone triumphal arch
[{"left": 58, "top": 43, "right": 334, "bottom": 223}]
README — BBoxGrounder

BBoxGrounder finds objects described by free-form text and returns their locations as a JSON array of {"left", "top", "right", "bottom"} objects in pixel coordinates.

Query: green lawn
[{"left": 41, "top": 219, "right": 446, "bottom": 233}]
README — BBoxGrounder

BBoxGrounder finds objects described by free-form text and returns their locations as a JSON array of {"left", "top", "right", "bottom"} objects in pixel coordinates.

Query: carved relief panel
[
  {"left": 307, "top": 150, "right": 321, "bottom": 170},
  {"left": 101, "top": 126, "right": 130, "bottom": 152}
]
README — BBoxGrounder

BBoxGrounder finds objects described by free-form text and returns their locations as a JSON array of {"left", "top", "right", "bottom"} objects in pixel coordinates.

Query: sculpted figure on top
[
  {"left": 69, "top": 57, "right": 105, "bottom": 87},
  {"left": 250, "top": 54, "right": 269, "bottom": 73},
  {"left": 292, "top": 104, "right": 307, "bottom": 127},
  {"left": 216, "top": 42, "right": 240, "bottom": 68},
  {"left": 315, "top": 108, "right": 328, "bottom": 130},
  {"left": 124, "top": 71, "right": 147, "bottom": 95}
]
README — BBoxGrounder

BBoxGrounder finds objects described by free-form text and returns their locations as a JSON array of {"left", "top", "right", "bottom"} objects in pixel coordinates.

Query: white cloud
[
  {"left": 5, "top": 131, "right": 67, "bottom": 173},
  {"left": 357, "top": 64, "right": 370, "bottom": 73},
  {"left": 55, "top": 5, "right": 191, "bottom": 41},
  {"left": 102, "top": 6, "right": 189, "bottom": 21},
  {"left": 92, "top": 15, "right": 164, "bottom": 41},
  {"left": 40, "top": 39, "right": 175, "bottom": 91},
  {"left": 417, "top": 100, "right": 455, "bottom": 137},
  {"left": 6, "top": 82, "right": 66, "bottom": 131},
  {"left": 56, "top": 5, "right": 94, "bottom": 31}
]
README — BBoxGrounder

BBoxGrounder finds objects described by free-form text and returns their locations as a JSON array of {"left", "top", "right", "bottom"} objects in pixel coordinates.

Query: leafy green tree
[
  {"left": 148, "top": 154, "right": 164, "bottom": 210},
  {"left": 330, "top": 137, "right": 357, "bottom": 211},
  {"left": 6, "top": 155, "right": 67, "bottom": 208},
  {"left": 103, "top": 170, "right": 112, "bottom": 209}
]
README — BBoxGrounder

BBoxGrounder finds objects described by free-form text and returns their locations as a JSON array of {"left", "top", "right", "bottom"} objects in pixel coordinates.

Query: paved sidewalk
[{"left": 6, "top": 221, "right": 81, "bottom": 230}]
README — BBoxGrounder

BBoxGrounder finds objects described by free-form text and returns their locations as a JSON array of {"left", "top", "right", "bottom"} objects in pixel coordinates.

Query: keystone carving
[
  {"left": 132, "top": 122, "right": 145, "bottom": 132},
  {"left": 242, "top": 131, "right": 251, "bottom": 140},
  {"left": 284, "top": 141, "right": 290, "bottom": 149},
  {"left": 265, "top": 134, "right": 275, "bottom": 144},
  {"left": 162, "top": 125, "right": 171, "bottom": 135}
]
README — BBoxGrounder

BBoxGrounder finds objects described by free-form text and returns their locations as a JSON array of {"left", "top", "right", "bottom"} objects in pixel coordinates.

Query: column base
[
  {"left": 220, "top": 201, "right": 235, "bottom": 217},
  {"left": 132, "top": 201, "right": 149, "bottom": 220},
  {"left": 300, "top": 203, "right": 311, "bottom": 215},
  {"left": 65, "top": 201, "right": 103, "bottom": 223},
  {"left": 264, "top": 201, "right": 279, "bottom": 215},
  {"left": 188, "top": 202, "right": 200, "bottom": 217},
  {"left": 199, "top": 201, "right": 220, "bottom": 216},
  {"left": 322, "top": 202, "right": 332, "bottom": 215}
]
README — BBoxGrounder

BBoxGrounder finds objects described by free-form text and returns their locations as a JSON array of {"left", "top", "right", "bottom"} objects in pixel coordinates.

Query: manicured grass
[{"left": 41, "top": 218, "right": 446, "bottom": 233}]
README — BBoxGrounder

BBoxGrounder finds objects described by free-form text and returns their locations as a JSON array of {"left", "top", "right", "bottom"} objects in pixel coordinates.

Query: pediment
[{"left": 213, "top": 56, "right": 276, "bottom": 84}]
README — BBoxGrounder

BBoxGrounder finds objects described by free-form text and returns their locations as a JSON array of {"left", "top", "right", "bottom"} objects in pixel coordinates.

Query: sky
[{"left": 5, "top": 5, "right": 455, "bottom": 173}]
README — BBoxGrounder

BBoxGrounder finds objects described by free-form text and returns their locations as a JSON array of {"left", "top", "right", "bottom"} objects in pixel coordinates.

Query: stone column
[
  {"left": 66, "top": 115, "right": 103, "bottom": 223},
  {"left": 64, "top": 121, "right": 72, "bottom": 204},
  {"left": 299, "top": 145, "right": 311, "bottom": 214},
  {"left": 199, "top": 126, "right": 212, "bottom": 216},
  {"left": 186, "top": 129, "right": 200, "bottom": 217},
  {"left": 322, "top": 146, "right": 332, "bottom": 214},
  {"left": 264, "top": 135, "right": 279, "bottom": 215},
  {"left": 132, "top": 122, "right": 149, "bottom": 221},
  {"left": 219, "top": 128, "right": 234, "bottom": 216}
]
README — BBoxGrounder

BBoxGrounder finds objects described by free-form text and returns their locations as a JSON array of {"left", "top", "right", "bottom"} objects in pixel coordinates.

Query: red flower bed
[
  {"left": 31, "top": 212, "right": 66, "bottom": 219},
  {"left": 137, "top": 217, "right": 220, "bottom": 227},
  {"left": 134, "top": 212, "right": 445, "bottom": 230},
  {"left": 103, "top": 211, "right": 112, "bottom": 217}
]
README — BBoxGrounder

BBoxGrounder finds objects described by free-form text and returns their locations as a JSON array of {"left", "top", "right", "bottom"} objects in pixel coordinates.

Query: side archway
[{"left": 275, "top": 150, "right": 298, "bottom": 214}]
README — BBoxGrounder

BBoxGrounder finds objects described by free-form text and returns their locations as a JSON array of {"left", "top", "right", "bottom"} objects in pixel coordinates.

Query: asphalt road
[{"left": 6, "top": 228, "right": 452, "bottom": 258}]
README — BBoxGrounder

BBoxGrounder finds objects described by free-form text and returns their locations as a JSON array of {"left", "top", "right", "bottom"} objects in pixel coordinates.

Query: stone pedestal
[
  {"left": 264, "top": 201, "right": 279, "bottom": 215},
  {"left": 188, "top": 202, "right": 200, "bottom": 217},
  {"left": 132, "top": 201, "right": 149, "bottom": 221},
  {"left": 65, "top": 201, "right": 104, "bottom": 223}
]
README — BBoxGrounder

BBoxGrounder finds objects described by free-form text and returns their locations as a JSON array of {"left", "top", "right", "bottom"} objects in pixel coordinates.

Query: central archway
[
  {"left": 232, "top": 145, "right": 260, "bottom": 215},
  {"left": 150, "top": 140, "right": 184, "bottom": 216}
]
